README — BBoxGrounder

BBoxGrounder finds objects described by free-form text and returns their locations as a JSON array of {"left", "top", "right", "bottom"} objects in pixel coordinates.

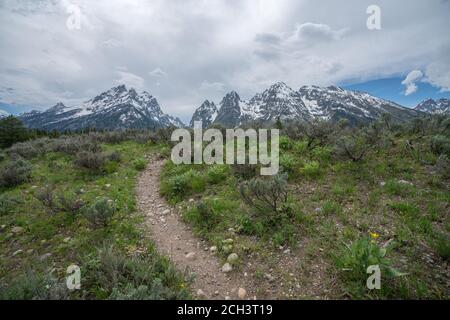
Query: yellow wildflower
[{"left": 370, "top": 232, "right": 380, "bottom": 239}]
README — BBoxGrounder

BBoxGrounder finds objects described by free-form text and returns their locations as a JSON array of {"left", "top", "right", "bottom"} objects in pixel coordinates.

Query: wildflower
[{"left": 370, "top": 232, "right": 380, "bottom": 240}]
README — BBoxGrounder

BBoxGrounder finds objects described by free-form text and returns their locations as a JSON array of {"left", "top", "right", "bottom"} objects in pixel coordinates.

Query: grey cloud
[{"left": 0, "top": 0, "right": 449, "bottom": 122}]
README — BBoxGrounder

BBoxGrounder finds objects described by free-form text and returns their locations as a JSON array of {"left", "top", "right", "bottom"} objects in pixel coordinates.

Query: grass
[
  {"left": 159, "top": 132, "right": 450, "bottom": 299},
  {"left": 0, "top": 140, "right": 190, "bottom": 299}
]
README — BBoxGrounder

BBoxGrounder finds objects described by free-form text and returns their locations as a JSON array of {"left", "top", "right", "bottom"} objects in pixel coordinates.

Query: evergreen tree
[{"left": 0, "top": 116, "right": 30, "bottom": 149}]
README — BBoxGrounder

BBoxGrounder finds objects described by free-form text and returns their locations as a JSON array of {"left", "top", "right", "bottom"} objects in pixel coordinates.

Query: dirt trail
[{"left": 137, "top": 157, "right": 254, "bottom": 300}]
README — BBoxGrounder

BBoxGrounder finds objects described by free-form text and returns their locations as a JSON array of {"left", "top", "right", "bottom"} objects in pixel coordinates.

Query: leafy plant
[
  {"left": 0, "top": 156, "right": 32, "bottom": 188},
  {"left": 83, "top": 198, "right": 116, "bottom": 228}
]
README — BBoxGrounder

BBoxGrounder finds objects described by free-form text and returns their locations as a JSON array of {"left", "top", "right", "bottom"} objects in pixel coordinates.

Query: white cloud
[
  {"left": 289, "top": 23, "right": 346, "bottom": 44},
  {"left": 149, "top": 68, "right": 167, "bottom": 78},
  {"left": 401, "top": 70, "right": 423, "bottom": 96},
  {"left": 423, "top": 45, "right": 450, "bottom": 92},
  {"left": 115, "top": 70, "right": 145, "bottom": 90}
]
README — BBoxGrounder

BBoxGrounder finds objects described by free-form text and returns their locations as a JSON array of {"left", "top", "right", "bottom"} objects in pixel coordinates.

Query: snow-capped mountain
[
  {"left": 189, "top": 100, "right": 218, "bottom": 127},
  {"left": 20, "top": 85, "right": 184, "bottom": 131},
  {"left": 190, "top": 82, "right": 421, "bottom": 127},
  {"left": 414, "top": 98, "right": 450, "bottom": 115},
  {"left": 0, "top": 109, "right": 9, "bottom": 118},
  {"left": 298, "top": 85, "right": 419, "bottom": 124}
]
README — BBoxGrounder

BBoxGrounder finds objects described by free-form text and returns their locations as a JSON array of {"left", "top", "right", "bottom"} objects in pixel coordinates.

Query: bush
[
  {"left": 0, "top": 272, "right": 69, "bottom": 300},
  {"left": 430, "top": 135, "right": 450, "bottom": 156},
  {"left": 0, "top": 193, "right": 20, "bottom": 216},
  {"left": 132, "top": 158, "right": 147, "bottom": 171},
  {"left": 206, "top": 165, "right": 229, "bottom": 184},
  {"left": 279, "top": 136, "right": 294, "bottom": 151},
  {"left": 185, "top": 202, "right": 220, "bottom": 231},
  {"left": 74, "top": 151, "right": 106, "bottom": 172},
  {"left": 231, "top": 163, "right": 259, "bottom": 180},
  {"left": 86, "top": 245, "right": 189, "bottom": 299},
  {"left": 0, "top": 157, "right": 32, "bottom": 188},
  {"left": 321, "top": 200, "right": 343, "bottom": 216},
  {"left": 434, "top": 234, "right": 450, "bottom": 261},
  {"left": 83, "top": 198, "right": 116, "bottom": 228},
  {"left": 435, "top": 155, "right": 450, "bottom": 179},
  {"left": 300, "top": 160, "right": 321, "bottom": 179},
  {"left": 34, "top": 185, "right": 57, "bottom": 213},
  {"left": 279, "top": 154, "right": 297, "bottom": 177},
  {"left": 107, "top": 151, "right": 122, "bottom": 163},
  {"left": 58, "top": 192, "right": 85, "bottom": 215},
  {"left": 7, "top": 141, "right": 42, "bottom": 159},
  {"left": 239, "top": 173, "right": 291, "bottom": 226},
  {"left": 333, "top": 134, "right": 369, "bottom": 162}
]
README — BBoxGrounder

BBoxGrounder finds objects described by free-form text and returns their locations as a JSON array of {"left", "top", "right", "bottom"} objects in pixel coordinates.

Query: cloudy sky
[{"left": 0, "top": 0, "right": 449, "bottom": 122}]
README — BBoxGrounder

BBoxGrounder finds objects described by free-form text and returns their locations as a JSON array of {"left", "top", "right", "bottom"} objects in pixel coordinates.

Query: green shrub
[
  {"left": 107, "top": 151, "right": 122, "bottom": 163},
  {"left": 280, "top": 154, "right": 297, "bottom": 177},
  {"left": 0, "top": 193, "right": 20, "bottom": 216},
  {"left": 271, "top": 224, "right": 296, "bottom": 247},
  {"left": 300, "top": 160, "right": 321, "bottom": 179},
  {"left": 57, "top": 192, "right": 85, "bottom": 215},
  {"left": 206, "top": 165, "right": 229, "bottom": 184},
  {"left": 333, "top": 134, "right": 369, "bottom": 162},
  {"left": 279, "top": 136, "right": 294, "bottom": 151},
  {"left": 0, "top": 157, "right": 32, "bottom": 188},
  {"left": 83, "top": 198, "right": 116, "bottom": 228},
  {"left": 160, "top": 169, "right": 206, "bottom": 201},
  {"left": 321, "top": 200, "right": 343, "bottom": 215},
  {"left": 239, "top": 173, "right": 289, "bottom": 213},
  {"left": 0, "top": 272, "right": 69, "bottom": 300},
  {"left": 430, "top": 135, "right": 450, "bottom": 156},
  {"left": 87, "top": 245, "right": 189, "bottom": 300},
  {"left": 433, "top": 234, "right": 450, "bottom": 261},
  {"left": 132, "top": 158, "right": 147, "bottom": 171},
  {"left": 74, "top": 151, "right": 106, "bottom": 172},
  {"left": 311, "top": 146, "right": 332, "bottom": 163},
  {"left": 293, "top": 140, "right": 308, "bottom": 155}
]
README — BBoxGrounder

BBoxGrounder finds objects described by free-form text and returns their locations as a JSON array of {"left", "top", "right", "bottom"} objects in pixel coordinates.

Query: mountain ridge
[{"left": 191, "top": 82, "right": 422, "bottom": 127}]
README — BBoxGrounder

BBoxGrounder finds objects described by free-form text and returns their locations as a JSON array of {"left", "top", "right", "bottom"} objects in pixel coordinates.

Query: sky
[{"left": 0, "top": 0, "right": 449, "bottom": 123}]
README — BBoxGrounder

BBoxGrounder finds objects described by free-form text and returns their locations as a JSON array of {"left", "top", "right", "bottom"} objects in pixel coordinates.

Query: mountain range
[
  {"left": 0, "top": 109, "right": 9, "bottom": 118},
  {"left": 191, "top": 82, "right": 425, "bottom": 127},
  {"left": 8, "top": 83, "right": 450, "bottom": 130},
  {"left": 19, "top": 85, "right": 183, "bottom": 131},
  {"left": 414, "top": 98, "right": 450, "bottom": 115}
]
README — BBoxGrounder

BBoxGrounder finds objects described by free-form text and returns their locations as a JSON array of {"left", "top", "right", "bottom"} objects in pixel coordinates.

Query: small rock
[
  {"left": 227, "top": 253, "right": 239, "bottom": 264},
  {"left": 162, "top": 209, "right": 170, "bottom": 215},
  {"left": 315, "top": 207, "right": 322, "bottom": 213},
  {"left": 105, "top": 184, "right": 111, "bottom": 188},
  {"left": 189, "top": 198, "right": 195, "bottom": 203},
  {"left": 222, "top": 245, "right": 233, "bottom": 253},
  {"left": 0, "top": 224, "right": 6, "bottom": 230},
  {"left": 11, "top": 226, "right": 24, "bottom": 234},
  {"left": 196, "top": 289, "right": 206, "bottom": 298},
  {"left": 238, "top": 288, "right": 247, "bottom": 299},
  {"left": 380, "top": 181, "right": 386, "bottom": 187},
  {"left": 222, "top": 238, "right": 234, "bottom": 244},
  {"left": 222, "top": 263, "right": 233, "bottom": 273},
  {"left": 225, "top": 296, "right": 231, "bottom": 300},
  {"left": 185, "top": 252, "right": 196, "bottom": 260},
  {"left": 63, "top": 237, "right": 71, "bottom": 243},
  {"left": 214, "top": 291, "right": 219, "bottom": 296},
  {"left": 283, "top": 249, "right": 291, "bottom": 254},
  {"left": 210, "top": 246, "right": 217, "bottom": 253},
  {"left": 398, "top": 180, "right": 413, "bottom": 186},
  {"left": 39, "top": 253, "right": 52, "bottom": 261}
]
